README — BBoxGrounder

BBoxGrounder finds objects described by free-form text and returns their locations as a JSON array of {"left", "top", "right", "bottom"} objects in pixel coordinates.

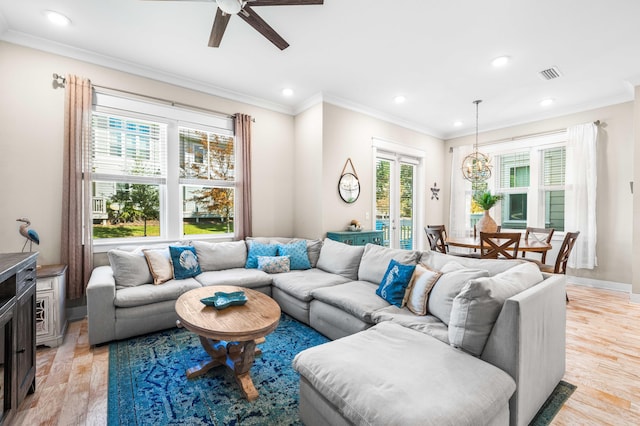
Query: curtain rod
[
  {"left": 52, "top": 73, "right": 255, "bottom": 122},
  {"left": 449, "top": 120, "right": 601, "bottom": 153}
]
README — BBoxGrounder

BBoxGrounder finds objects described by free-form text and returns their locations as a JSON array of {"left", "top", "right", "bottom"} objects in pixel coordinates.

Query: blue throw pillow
[
  {"left": 245, "top": 241, "right": 279, "bottom": 269},
  {"left": 277, "top": 240, "right": 311, "bottom": 270},
  {"left": 376, "top": 259, "right": 416, "bottom": 307},
  {"left": 169, "top": 245, "right": 201, "bottom": 280}
]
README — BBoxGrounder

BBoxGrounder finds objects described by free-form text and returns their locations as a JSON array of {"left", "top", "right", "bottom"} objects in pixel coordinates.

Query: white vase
[{"left": 476, "top": 210, "right": 498, "bottom": 234}]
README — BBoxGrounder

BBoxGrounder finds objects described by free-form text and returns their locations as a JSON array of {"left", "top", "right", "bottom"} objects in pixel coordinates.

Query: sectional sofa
[{"left": 86, "top": 236, "right": 566, "bottom": 426}]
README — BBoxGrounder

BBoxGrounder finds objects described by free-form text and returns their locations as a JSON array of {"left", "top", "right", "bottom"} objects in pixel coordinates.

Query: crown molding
[
  {"left": 443, "top": 92, "right": 633, "bottom": 140},
  {"left": 293, "top": 92, "right": 324, "bottom": 115},
  {"left": 0, "top": 11, "right": 7, "bottom": 35},
  {"left": 0, "top": 30, "right": 296, "bottom": 116},
  {"left": 318, "top": 93, "right": 444, "bottom": 139}
]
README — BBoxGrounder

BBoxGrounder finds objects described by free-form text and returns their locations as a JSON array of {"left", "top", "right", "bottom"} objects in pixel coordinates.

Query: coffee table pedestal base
[{"left": 186, "top": 335, "right": 265, "bottom": 401}]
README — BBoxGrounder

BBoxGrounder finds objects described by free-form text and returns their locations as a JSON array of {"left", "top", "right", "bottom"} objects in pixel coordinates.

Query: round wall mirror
[{"left": 338, "top": 173, "right": 360, "bottom": 203}]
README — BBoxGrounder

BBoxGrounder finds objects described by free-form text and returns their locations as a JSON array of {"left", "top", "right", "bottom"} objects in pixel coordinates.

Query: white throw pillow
[{"left": 402, "top": 263, "right": 442, "bottom": 315}]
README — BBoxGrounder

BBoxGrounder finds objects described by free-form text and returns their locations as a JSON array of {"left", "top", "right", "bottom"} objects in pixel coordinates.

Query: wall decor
[
  {"left": 338, "top": 158, "right": 360, "bottom": 203},
  {"left": 430, "top": 182, "right": 440, "bottom": 200}
]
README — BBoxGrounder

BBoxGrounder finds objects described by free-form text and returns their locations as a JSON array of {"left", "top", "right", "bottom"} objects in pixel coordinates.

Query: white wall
[
  {"left": 445, "top": 102, "right": 635, "bottom": 286},
  {"left": 293, "top": 103, "right": 324, "bottom": 239},
  {"left": 0, "top": 41, "right": 295, "bottom": 265},
  {"left": 632, "top": 87, "right": 640, "bottom": 300},
  {"left": 320, "top": 103, "right": 445, "bottom": 249}
]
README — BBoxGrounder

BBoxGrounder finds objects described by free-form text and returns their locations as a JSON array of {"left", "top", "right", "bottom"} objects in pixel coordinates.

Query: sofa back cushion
[
  {"left": 317, "top": 238, "right": 365, "bottom": 280},
  {"left": 108, "top": 249, "right": 153, "bottom": 289},
  {"left": 193, "top": 240, "right": 247, "bottom": 271},
  {"left": 358, "top": 244, "right": 420, "bottom": 284},
  {"left": 448, "top": 262, "right": 544, "bottom": 356},
  {"left": 420, "top": 250, "right": 524, "bottom": 276},
  {"left": 427, "top": 261, "right": 489, "bottom": 325}
]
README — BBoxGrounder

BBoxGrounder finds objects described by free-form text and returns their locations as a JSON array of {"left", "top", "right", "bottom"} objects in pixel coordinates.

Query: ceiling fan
[{"left": 147, "top": 0, "right": 324, "bottom": 50}]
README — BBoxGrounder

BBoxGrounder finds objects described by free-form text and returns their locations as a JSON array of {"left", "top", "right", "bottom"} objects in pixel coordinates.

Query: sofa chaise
[{"left": 86, "top": 236, "right": 566, "bottom": 426}]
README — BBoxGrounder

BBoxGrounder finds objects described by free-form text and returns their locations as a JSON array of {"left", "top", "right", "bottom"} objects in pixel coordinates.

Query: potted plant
[{"left": 473, "top": 191, "right": 503, "bottom": 234}]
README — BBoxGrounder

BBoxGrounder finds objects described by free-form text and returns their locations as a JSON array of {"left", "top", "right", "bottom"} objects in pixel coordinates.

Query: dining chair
[
  {"left": 424, "top": 226, "right": 448, "bottom": 254},
  {"left": 522, "top": 231, "right": 580, "bottom": 302},
  {"left": 479, "top": 232, "right": 521, "bottom": 259},
  {"left": 522, "top": 227, "right": 555, "bottom": 263}
]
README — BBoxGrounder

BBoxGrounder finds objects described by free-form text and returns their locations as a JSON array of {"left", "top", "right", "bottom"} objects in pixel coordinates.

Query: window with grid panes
[
  {"left": 90, "top": 91, "right": 235, "bottom": 242},
  {"left": 497, "top": 152, "right": 530, "bottom": 229},
  {"left": 489, "top": 138, "right": 566, "bottom": 232}
]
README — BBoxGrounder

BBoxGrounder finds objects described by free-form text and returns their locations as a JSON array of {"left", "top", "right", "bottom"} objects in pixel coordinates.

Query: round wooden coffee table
[{"left": 175, "top": 285, "right": 281, "bottom": 401}]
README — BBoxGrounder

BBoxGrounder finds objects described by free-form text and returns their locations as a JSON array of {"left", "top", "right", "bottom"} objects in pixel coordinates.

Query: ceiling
[{"left": 2, "top": 0, "right": 640, "bottom": 139}]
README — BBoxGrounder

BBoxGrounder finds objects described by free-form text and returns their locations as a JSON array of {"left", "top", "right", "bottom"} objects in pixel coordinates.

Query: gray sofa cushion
[
  {"left": 114, "top": 278, "right": 201, "bottom": 308},
  {"left": 371, "top": 305, "right": 449, "bottom": 344},
  {"left": 293, "top": 321, "right": 516, "bottom": 426},
  {"left": 108, "top": 249, "right": 153, "bottom": 289},
  {"left": 195, "top": 268, "right": 272, "bottom": 289},
  {"left": 192, "top": 240, "right": 247, "bottom": 271},
  {"left": 270, "top": 269, "right": 350, "bottom": 302},
  {"left": 357, "top": 243, "right": 420, "bottom": 284},
  {"left": 427, "top": 262, "right": 490, "bottom": 325},
  {"left": 310, "top": 281, "right": 388, "bottom": 323},
  {"left": 449, "top": 262, "right": 544, "bottom": 356},
  {"left": 316, "top": 238, "right": 364, "bottom": 280},
  {"left": 420, "top": 250, "right": 525, "bottom": 276}
]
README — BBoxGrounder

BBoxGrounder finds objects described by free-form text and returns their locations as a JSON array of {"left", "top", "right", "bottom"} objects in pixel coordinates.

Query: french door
[{"left": 375, "top": 152, "right": 418, "bottom": 249}]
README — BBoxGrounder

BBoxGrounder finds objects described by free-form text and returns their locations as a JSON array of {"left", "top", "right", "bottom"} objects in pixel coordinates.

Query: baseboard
[
  {"left": 567, "top": 275, "right": 631, "bottom": 293},
  {"left": 631, "top": 293, "right": 640, "bottom": 304}
]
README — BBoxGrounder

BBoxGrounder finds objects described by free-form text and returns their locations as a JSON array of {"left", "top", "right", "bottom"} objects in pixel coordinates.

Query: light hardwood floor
[{"left": 12, "top": 284, "right": 640, "bottom": 425}]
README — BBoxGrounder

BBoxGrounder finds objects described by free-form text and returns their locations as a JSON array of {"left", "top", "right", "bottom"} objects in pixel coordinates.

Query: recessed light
[
  {"left": 491, "top": 56, "right": 510, "bottom": 67},
  {"left": 45, "top": 10, "right": 71, "bottom": 27},
  {"left": 540, "top": 98, "right": 555, "bottom": 107},
  {"left": 281, "top": 88, "right": 294, "bottom": 97},
  {"left": 393, "top": 95, "right": 406, "bottom": 104},
  {"left": 453, "top": 121, "right": 463, "bottom": 127}
]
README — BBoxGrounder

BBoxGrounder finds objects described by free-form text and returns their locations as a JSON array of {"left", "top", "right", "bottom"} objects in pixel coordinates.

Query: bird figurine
[{"left": 16, "top": 218, "right": 40, "bottom": 252}]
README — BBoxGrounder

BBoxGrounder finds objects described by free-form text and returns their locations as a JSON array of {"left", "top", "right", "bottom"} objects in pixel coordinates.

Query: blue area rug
[
  {"left": 529, "top": 380, "right": 577, "bottom": 426},
  {"left": 109, "top": 314, "right": 575, "bottom": 425},
  {"left": 108, "top": 314, "right": 329, "bottom": 425}
]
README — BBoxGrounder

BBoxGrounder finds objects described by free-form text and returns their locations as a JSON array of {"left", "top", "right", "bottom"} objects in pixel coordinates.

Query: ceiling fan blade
[
  {"left": 209, "top": 7, "right": 232, "bottom": 47},
  {"left": 238, "top": 5, "right": 289, "bottom": 50},
  {"left": 247, "top": 0, "right": 323, "bottom": 5}
]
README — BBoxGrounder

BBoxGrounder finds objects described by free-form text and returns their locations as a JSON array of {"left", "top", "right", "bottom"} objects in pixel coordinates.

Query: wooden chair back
[
  {"left": 552, "top": 231, "right": 580, "bottom": 274},
  {"left": 479, "top": 232, "right": 521, "bottom": 259},
  {"left": 523, "top": 227, "right": 555, "bottom": 263},
  {"left": 425, "top": 226, "right": 448, "bottom": 254}
]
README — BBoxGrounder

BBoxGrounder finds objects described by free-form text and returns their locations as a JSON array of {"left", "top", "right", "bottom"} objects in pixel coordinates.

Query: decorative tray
[{"left": 201, "top": 291, "right": 248, "bottom": 310}]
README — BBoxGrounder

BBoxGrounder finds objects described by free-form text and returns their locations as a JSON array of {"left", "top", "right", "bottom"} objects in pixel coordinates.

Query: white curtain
[
  {"left": 449, "top": 145, "right": 473, "bottom": 237},
  {"left": 565, "top": 122, "right": 598, "bottom": 269}
]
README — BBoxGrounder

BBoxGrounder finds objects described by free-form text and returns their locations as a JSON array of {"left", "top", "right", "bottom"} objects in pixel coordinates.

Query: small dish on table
[{"left": 200, "top": 291, "right": 248, "bottom": 309}]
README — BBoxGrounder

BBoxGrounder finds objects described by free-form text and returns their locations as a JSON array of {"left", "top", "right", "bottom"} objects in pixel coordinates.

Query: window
[
  {"left": 179, "top": 128, "right": 235, "bottom": 235},
  {"left": 90, "top": 91, "right": 235, "bottom": 242},
  {"left": 497, "top": 153, "right": 529, "bottom": 229},
  {"left": 485, "top": 133, "right": 566, "bottom": 232}
]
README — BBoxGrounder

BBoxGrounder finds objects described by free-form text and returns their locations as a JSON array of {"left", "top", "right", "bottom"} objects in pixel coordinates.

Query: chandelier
[{"left": 461, "top": 100, "right": 492, "bottom": 184}]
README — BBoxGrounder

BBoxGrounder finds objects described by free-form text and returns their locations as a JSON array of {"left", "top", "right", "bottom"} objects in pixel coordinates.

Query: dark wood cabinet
[{"left": 0, "top": 253, "right": 37, "bottom": 425}]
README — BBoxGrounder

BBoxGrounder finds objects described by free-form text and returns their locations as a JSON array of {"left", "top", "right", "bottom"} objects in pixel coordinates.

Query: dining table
[{"left": 446, "top": 235, "right": 552, "bottom": 254}]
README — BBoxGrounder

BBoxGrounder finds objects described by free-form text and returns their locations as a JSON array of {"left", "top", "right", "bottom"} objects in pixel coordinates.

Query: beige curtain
[
  {"left": 61, "top": 75, "right": 93, "bottom": 299},
  {"left": 235, "top": 114, "right": 252, "bottom": 239}
]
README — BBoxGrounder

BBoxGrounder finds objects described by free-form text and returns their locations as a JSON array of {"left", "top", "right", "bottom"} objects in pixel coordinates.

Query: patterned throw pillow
[
  {"left": 277, "top": 240, "right": 311, "bottom": 270},
  {"left": 402, "top": 263, "right": 442, "bottom": 315},
  {"left": 257, "top": 256, "right": 290, "bottom": 274},
  {"left": 143, "top": 248, "right": 173, "bottom": 285},
  {"left": 169, "top": 245, "right": 201, "bottom": 280},
  {"left": 376, "top": 259, "right": 416, "bottom": 307},
  {"left": 245, "top": 241, "right": 279, "bottom": 269}
]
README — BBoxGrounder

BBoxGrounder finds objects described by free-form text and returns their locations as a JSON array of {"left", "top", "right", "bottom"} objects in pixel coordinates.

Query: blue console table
[{"left": 326, "top": 230, "right": 384, "bottom": 246}]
